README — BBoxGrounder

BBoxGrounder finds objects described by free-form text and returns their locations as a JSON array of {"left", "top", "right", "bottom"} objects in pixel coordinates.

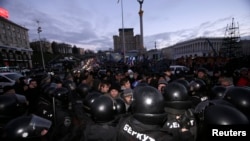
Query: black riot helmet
[
  {"left": 0, "top": 94, "right": 28, "bottom": 125},
  {"left": 163, "top": 82, "right": 192, "bottom": 109},
  {"left": 114, "top": 98, "right": 126, "bottom": 115},
  {"left": 223, "top": 86, "right": 250, "bottom": 119},
  {"left": 203, "top": 104, "right": 249, "bottom": 125},
  {"left": 83, "top": 92, "right": 102, "bottom": 113},
  {"left": 131, "top": 86, "right": 167, "bottom": 125},
  {"left": 189, "top": 78, "right": 206, "bottom": 94},
  {"left": 90, "top": 95, "right": 115, "bottom": 123},
  {"left": 173, "top": 79, "right": 190, "bottom": 92},
  {"left": 52, "top": 87, "right": 70, "bottom": 105},
  {"left": 210, "top": 85, "right": 226, "bottom": 99},
  {"left": 2, "top": 114, "right": 52, "bottom": 140},
  {"left": 76, "top": 83, "right": 90, "bottom": 99},
  {"left": 13, "top": 94, "right": 28, "bottom": 114},
  {"left": 42, "top": 86, "right": 57, "bottom": 102}
]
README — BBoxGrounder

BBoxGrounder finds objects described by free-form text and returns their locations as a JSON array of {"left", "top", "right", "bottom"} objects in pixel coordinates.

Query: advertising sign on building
[{"left": 0, "top": 7, "right": 9, "bottom": 19}]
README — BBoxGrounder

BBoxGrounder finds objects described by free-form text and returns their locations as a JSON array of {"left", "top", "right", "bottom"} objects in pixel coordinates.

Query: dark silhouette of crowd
[{"left": 0, "top": 61, "right": 249, "bottom": 141}]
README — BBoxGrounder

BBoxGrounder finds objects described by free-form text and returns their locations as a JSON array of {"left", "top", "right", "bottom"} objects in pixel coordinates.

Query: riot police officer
[
  {"left": 0, "top": 94, "right": 28, "bottom": 128},
  {"left": 48, "top": 87, "right": 74, "bottom": 141},
  {"left": 196, "top": 104, "right": 249, "bottom": 141},
  {"left": 80, "top": 95, "right": 118, "bottom": 141},
  {"left": 189, "top": 78, "right": 208, "bottom": 108},
  {"left": 0, "top": 93, "right": 51, "bottom": 141},
  {"left": 223, "top": 86, "right": 250, "bottom": 120},
  {"left": 162, "top": 82, "right": 197, "bottom": 141},
  {"left": 1, "top": 114, "right": 52, "bottom": 141},
  {"left": 115, "top": 85, "right": 192, "bottom": 141}
]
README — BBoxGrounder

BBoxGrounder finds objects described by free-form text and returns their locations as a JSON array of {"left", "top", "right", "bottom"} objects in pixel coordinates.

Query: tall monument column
[{"left": 137, "top": 0, "right": 144, "bottom": 51}]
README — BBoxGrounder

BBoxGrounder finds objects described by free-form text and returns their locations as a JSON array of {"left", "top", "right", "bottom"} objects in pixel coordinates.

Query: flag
[{"left": 117, "top": 0, "right": 120, "bottom": 3}]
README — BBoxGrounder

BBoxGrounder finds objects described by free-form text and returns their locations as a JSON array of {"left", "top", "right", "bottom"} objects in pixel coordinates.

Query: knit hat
[
  {"left": 122, "top": 88, "right": 133, "bottom": 97},
  {"left": 158, "top": 79, "right": 168, "bottom": 85},
  {"left": 197, "top": 67, "right": 207, "bottom": 74},
  {"left": 109, "top": 83, "right": 121, "bottom": 92}
]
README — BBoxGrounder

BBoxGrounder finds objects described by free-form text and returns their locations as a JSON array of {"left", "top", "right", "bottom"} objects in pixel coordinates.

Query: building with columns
[
  {"left": 161, "top": 37, "right": 250, "bottom": 68},
  {"left": 0, "top": 16, "right": 33, "bottom": 68},
  {"left": 162, "top": 37, "right": 250, "bottom": 60},
  {"left": 169, "top": 37, "right": 225, "bottom": 60}
]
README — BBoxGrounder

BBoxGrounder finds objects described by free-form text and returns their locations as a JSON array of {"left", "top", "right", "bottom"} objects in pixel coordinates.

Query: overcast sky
[{"left": 1, "top": 0, "right": 250, "bottom": 51}]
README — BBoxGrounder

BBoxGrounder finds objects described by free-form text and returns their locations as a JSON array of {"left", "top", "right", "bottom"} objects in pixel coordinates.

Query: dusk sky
[{"left": 1, "top": 0, "right": 250, "bottom": 52}]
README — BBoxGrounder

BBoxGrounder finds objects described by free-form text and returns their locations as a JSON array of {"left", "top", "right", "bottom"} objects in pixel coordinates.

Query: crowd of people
[{"left": 0, "top": 62, "right": 249, "bottom": 141}]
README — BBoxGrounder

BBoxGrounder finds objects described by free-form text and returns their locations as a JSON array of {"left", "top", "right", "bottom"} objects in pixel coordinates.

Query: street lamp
[
  {"left": 137, "top": 0, "right": 144, "bottom": 52},
  {"left": 119, "top": 0, "right": 126, "bottom": 63},
  {"left": 36, "top": 21, "right": 45, "bottom": 71}
]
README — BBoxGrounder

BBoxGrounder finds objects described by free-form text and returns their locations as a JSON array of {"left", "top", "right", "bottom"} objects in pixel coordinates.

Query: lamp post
[
  {"left": 36, "top": 21, "right": 45, "bottom": 71},
  {"left": 119, "top": 0, "right": 126, "bottom": 63},
  {"left": 137, "top": 0, "right": 144, "bottom": 52}
]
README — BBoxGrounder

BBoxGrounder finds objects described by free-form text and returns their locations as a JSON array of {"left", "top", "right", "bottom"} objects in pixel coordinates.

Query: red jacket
[{"left": 236, "top": 77, "right": 250, "bottom": 87}]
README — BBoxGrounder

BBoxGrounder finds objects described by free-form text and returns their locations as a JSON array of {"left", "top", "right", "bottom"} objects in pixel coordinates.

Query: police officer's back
[
  {"left": 48, "top": 87, "right": 74, "bottom": 141},
  {"left": 162, "top": 82, "right": 196, "bottom": 141},
  {"left": 115, "top": 85, "right": 191, "bottom": 141},
  {"left": 80, "top": 95, "right": 118, "bottom": 141}
]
